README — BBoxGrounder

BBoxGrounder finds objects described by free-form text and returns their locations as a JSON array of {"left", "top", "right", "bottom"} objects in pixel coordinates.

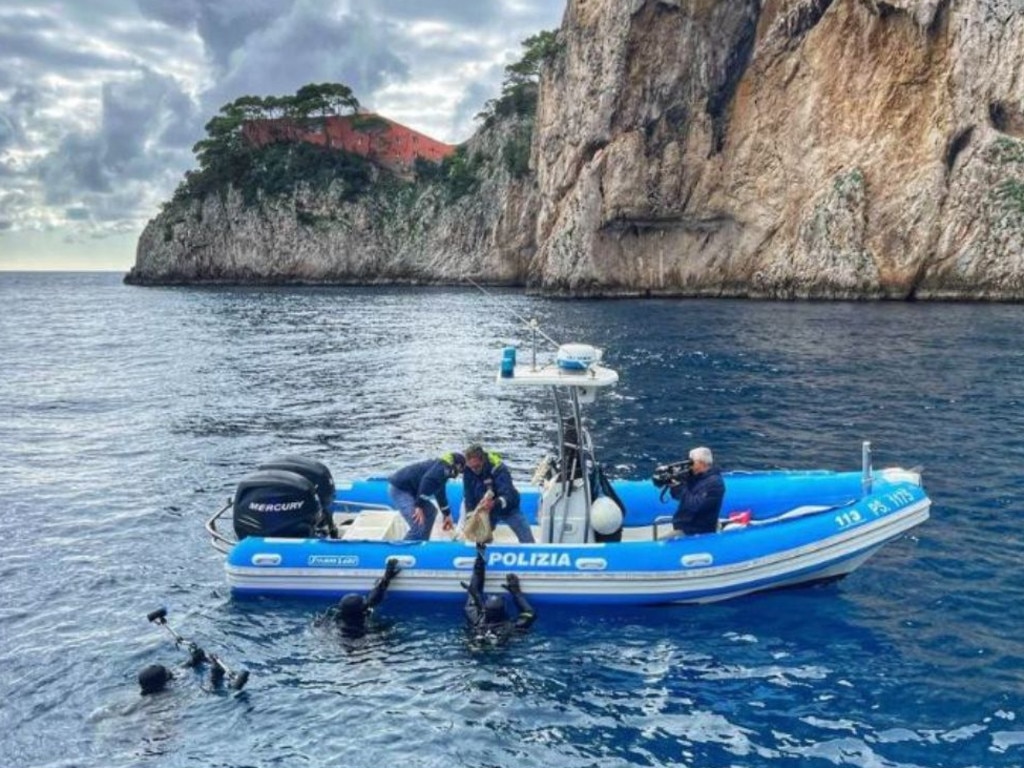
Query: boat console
[{"left": 498, "top": 342, "right": 622, "bottom": 544}]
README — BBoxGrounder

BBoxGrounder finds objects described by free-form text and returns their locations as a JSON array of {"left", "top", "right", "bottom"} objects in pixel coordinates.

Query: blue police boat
[{"left": 206, "top": 343, "right": 930, "bottom": 606}]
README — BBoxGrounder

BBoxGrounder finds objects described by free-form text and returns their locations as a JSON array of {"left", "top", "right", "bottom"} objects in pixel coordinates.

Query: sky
[{"left": 0, "top": 0, "right": 565, "bottom": 271}]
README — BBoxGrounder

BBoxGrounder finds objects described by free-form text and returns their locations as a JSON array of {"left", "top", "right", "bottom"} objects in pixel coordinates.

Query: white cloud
[{"left": 0, "top": 0, "right": 564, "bottom": 270}]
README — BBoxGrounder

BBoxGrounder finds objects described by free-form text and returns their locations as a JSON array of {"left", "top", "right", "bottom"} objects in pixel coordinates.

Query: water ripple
[{"left": 1, "top": 275, "right": 1022, "bottom": 767}]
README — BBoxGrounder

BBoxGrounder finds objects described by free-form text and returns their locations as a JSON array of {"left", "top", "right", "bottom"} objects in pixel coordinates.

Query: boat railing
[
  {"left": 206, "top": 500, "right": 235, "bottom": 554},
  {"left": 331, "top": 499, "right": 394, "bottom": 516}
]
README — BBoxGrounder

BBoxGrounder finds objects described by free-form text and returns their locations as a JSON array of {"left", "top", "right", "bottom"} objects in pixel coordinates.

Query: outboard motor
[
  {"left": 233, "top": 469, "right": 322, "bottom": 540},
  {"left": 258, "top": 456, "right": 335, "bottom": 513},
  {"left": 257, "top": 456, "right": 337, "bottom": 537}
]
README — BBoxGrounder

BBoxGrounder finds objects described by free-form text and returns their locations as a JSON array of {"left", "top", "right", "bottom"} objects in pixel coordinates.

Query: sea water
[{"left": 0, "top": 271, "right": 1022, "bottom": 768}]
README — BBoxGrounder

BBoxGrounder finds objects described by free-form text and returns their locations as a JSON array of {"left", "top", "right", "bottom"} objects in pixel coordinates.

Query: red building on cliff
[{"left": 242, "top": 113, "right": 456, "bottom": 176}]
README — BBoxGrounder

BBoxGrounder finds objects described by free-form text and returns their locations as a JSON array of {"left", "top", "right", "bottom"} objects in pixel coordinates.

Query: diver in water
[
  {"left": 326, "top": 558, "right": 402, "bottom": 636},
  {"left": 461, "top": 544, "right": 536, "bottom": 645},
  {"left": 138, "top": 663, "right": 174, "bottom": 695}
]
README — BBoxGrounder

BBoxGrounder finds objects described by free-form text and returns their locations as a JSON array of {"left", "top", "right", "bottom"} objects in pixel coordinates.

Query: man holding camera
[{"left": 668, "top": 446, "right": 725, "bottom": 536}]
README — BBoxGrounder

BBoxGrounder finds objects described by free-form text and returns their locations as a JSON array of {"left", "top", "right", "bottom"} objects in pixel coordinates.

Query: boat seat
[{"left": 341, "top": 509, "right": 408, "bottom": 541}]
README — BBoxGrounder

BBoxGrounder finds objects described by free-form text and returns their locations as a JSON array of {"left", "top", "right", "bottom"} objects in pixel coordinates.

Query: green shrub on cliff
[
  {"left": 246, "top": 142, "right": 372, "bottom": 203},
  {"left": 170, "top": 141, "right": 373, "bottom": 208},
  {"left": 477, "top": 30, "right": 562, "bottom": 128},
  {"left": 163, "top": 30, "right": 556, "bottom": 216},
  {"left": 502, "top": 125, "right": 533, "bottom": 178},
  {"left": 168, "top": 84, "right": 367, "bottom": 209},
  {"left": 439, "top": 147, "right": 482, "bottom": 202},
  {"left": 986, "top": 139, "right": 1024, "bottom": 217},
  {"left": 411, "top": 30, "right": 559, "bottom": 194},
  {"left": 472, "top": 30, "right": 558, "bottom": 181},
  {"left": 994, "top": 179, "right": 1024, "bottom": 216}
]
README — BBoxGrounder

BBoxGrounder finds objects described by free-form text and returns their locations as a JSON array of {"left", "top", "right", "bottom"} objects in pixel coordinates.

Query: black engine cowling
[
  {"left": 233, "top": 469, "right": 323, "bottom": 540},
  {"left": 257, "top": 456, "right": 337, "bottom": 537},
  {"left": 257, "top": 456, "right": 336, "bottom": 515}
]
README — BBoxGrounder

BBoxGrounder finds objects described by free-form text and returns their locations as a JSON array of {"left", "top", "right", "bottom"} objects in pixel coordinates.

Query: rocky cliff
[
  {"left": 128, "top": 116, "right": 538, "bottom": 286},
  {"left": 131, "top": 0, "right": 1024, "bottom": 299}
]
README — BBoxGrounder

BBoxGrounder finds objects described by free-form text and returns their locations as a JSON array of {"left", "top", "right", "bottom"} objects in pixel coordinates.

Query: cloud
[
  {"left": 136, "top": 0, "right": 296, "bottom": 71},
  {"left": 134, "top": 1, "right": 418, "bottom": 131},
  {"left": 134, "top": 0, "right": 202, "bottom": 31},
  {"left": 0, "top": 113, "right": 16, "bottom": 150},
  {"left": 0, "top": 0, "right": 565, "bottom": 267},
  {"left": 368, "top": 0, "right": 502, "bottom": 27},
  {"left": 34, "top": 68, "right": 197, "bottom": 192},
  {"left": 0, "top": 7, "right": 138, "bottom": 76},
  {"left": 206, "top": 4, "right": 409, "bottom": 110},
  {"left": 0, "top": 189, "right": 31, "bottom": 222},
  {"left": 453, "top": 78, "right": 504, "bottom": 131}
]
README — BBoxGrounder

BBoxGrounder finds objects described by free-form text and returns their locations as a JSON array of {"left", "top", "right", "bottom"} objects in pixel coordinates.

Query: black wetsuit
[
  {"left": 463, "top": 549, "right": 535, "bottom": 644},
  {"left": 327, "top": 561, "right": 399, "bottom": 636}
]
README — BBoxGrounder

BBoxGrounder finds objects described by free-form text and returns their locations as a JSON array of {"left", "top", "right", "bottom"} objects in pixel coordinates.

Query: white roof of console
[{"left": 496, "top": 363, "right": 619, "bottom": 388}]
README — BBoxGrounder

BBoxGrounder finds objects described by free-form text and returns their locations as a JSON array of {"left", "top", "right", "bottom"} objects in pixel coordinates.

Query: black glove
[
  {"left": 384, "top": 559, "right": 401, "bottom": 580},
  {"left": 502, "top": 573, "right": 521, "bottom": 594},
  {"left": 461, "top": 581, "right": 482, "bottom": 608}
]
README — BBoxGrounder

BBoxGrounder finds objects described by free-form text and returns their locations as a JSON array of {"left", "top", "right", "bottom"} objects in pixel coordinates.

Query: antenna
[{"left": 464, "top": 276, "right": 561, "bottom": 350}]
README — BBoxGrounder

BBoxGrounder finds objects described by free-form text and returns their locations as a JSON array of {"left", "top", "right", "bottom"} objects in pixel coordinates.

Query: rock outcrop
[
  {"left": 128, "top": 116, "right": 538, "bottom": 286},
  {"left": 131, "top": 0, "right": 1024, "bottom": 300},
  {"left": 530, "top": 0, "right": 1024, "bottom": 298}
]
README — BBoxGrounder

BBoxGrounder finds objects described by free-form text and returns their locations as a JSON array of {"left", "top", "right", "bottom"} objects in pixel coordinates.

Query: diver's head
[
  {"left": 338, "top": 593, "right": 368, "bottom": 625},
  {"left": 483, "top": 594, "right": 507, "bottom": 624},
  {"left": 138, "top": 664, "right": 172, "bottom": 695}
]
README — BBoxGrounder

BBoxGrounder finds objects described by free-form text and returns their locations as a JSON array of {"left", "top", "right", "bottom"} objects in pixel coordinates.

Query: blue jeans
[
  {"left": 389, "top": 485, "right": 436, "bottom": 541},
  {"left": 489, "top": 508, "right": 535, "bottom": 543}
]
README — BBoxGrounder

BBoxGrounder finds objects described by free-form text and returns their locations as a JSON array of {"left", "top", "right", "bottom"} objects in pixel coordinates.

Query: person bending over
[{"left": 388, "top": 452, "right": 465, "bottom": 541}]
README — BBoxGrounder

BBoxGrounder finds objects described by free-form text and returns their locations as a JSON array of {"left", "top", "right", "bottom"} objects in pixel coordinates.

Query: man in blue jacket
[
  {"left": 463, "top": 444, "right": 535, "bottom": 543},
  {"left": 669, "top": 446, "right": 725, "bottom": 535},
  {"left": 388, "top": 452, "right": 465, "bottom": 541}
]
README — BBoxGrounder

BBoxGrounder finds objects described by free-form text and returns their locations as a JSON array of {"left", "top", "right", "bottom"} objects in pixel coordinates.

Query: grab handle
[{"left": 652, "top": 514, "right": 674, "bottom": 541}]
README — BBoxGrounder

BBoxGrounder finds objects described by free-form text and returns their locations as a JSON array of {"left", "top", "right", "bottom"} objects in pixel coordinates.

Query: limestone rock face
[
  {"left": 129, "top": 118, "right": 538, "bottom": 286},
  {"left": 530, "top": 0, "right": 1024, "bottom": 298},
  {"left": 132, "top": 0, "right": 1024, "bottom": 299}
]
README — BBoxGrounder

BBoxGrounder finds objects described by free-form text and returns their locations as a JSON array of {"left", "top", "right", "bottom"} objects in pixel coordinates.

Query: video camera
[{"left": 651, "top": 459, "right": 693, "bottom": 488}]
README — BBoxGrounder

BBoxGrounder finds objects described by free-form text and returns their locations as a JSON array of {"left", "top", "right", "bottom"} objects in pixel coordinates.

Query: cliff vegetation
[{"left": 127, "top": 33, "right": 557, "bottom": 286}]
